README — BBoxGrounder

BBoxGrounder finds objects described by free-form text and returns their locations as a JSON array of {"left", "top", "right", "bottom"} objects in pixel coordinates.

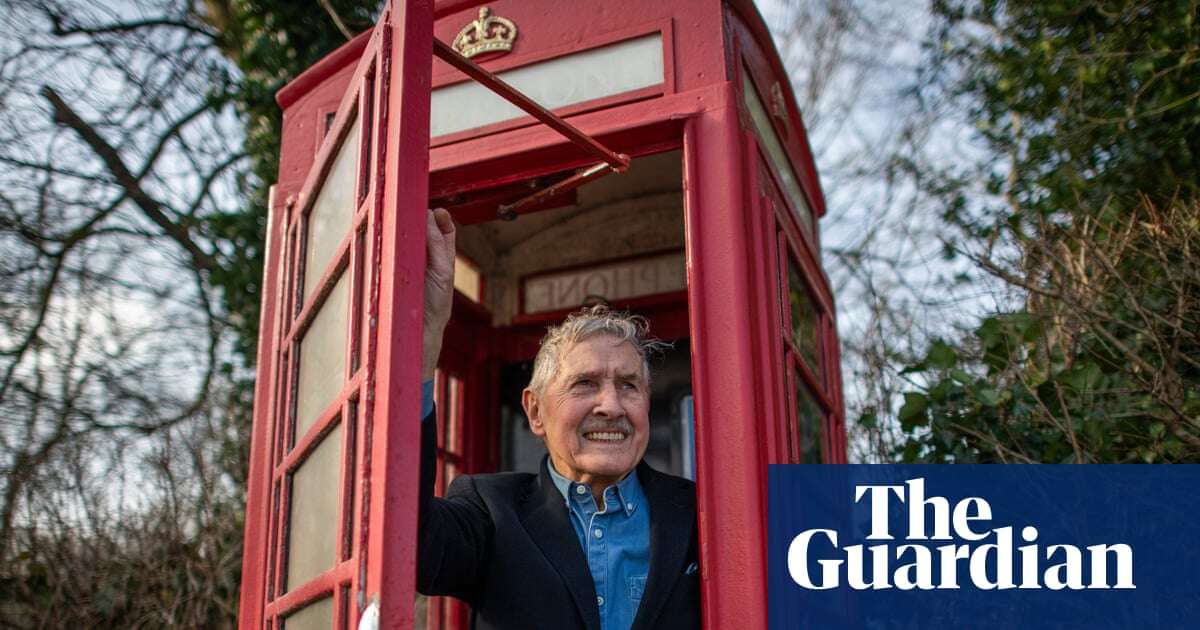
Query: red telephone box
[{"left": 239, "top": 1, "right": 846, "bottom": 628}]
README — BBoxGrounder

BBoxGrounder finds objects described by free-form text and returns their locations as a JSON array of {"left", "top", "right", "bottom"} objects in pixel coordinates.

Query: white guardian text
[{"left": 787, "top": 478, "right": 1135, "bottom": 591}]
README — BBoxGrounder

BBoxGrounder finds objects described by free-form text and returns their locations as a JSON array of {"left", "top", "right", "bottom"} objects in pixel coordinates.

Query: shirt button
[
  {"left": 575, "top": 485, "right": 586, "bottom": 495},
  {"left": 597, "top": 596, "right": 605, "bottom": 607},
  {"left": 626, "top": 503, "right": 634, "bottom": 511},
  {"left": 594, "top": 528, "right": 603, "bottom": 539}
]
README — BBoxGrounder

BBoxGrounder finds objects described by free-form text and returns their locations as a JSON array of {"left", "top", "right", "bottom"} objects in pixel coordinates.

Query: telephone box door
[{"left": 239, "top": 2, "right": 433, "bottom": 628}]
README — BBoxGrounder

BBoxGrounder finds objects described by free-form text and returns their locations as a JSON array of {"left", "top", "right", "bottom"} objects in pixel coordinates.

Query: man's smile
[{"left": 583, "top": 430, "right": 628, "bottom": 442}]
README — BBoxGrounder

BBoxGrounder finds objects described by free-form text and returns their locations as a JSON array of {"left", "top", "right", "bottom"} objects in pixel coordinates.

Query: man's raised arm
[
  {"left": 416, "top": 208, "right": 493, "bottom": 600},
  {"left": 422, "top": 207, "right": 455, "bottom": 386}
]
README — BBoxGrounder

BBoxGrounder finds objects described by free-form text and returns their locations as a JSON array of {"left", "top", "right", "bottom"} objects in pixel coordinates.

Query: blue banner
[{"left": 768, "top": 465, "right": 1200, "bottom": 629}]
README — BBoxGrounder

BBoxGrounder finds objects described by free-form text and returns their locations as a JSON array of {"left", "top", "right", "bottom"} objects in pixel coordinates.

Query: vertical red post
[
  {"left": 683, "top": 95, "right": 770, "bottom": 629},
  {"left": 364, "top": 0, "right": 433, "bottom": 622}
]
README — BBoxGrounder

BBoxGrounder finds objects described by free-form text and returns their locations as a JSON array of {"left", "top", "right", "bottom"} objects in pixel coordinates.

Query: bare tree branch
[
  {"left": 319, "top": 0, "right": 356, "bottom": 40},
  {"left": 46, "top": 11, "right": 218, "bottom": 42},
  {"left": 40, "top": 85, "right": 219, "bottom": 273}
]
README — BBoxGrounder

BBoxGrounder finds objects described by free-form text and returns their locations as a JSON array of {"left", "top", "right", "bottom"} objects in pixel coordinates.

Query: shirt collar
[{"left": 546, "top": 458, "right": 643, "bottom": 517}]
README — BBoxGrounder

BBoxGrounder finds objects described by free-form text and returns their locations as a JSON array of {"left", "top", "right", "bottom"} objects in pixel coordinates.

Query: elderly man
[{"left": 417, "top": 208, "right": 700, "bottom": 630}]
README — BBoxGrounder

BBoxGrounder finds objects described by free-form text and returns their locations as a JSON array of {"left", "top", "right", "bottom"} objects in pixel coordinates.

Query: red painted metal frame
[
  {"left": 240, "top": 182, "right": 280, "bottom": 628},
  {"left": 495, "top": 161, "right": 608, "bottom": 220},
  {"left": 428, "top": 371, "right": 467, "bottom": 629},
  {"left": 239, "top": 1, "right": 434, "bottom": 628},
  {"left": 765, "top": 155, "right": 845, "bottom": 464},
  {"left": 433, "top": 0, "right": 490, "bottom": 19},
  {"left": 780, "top": 233, "right": 833, "bottom": 408},
  {"left": 727, "top": 1, "right": 828, "bottom": 221},
  {"left": 679, "top": 9, "right": 849, "bottom": 621},
  {"left": 250, "top": 33, "right": 380, "bottom": 630},
  {"left": 277, "top": 31, "right": 373, "bottom": 111},
  {"left": 762, "top": 136, "right": 843, "bottom": 464},
  {"left": 247, "top": 2, "right": 848, "bottom": 629},
  {"left": 366, "top": 1, "right": 434, "bottom": 627},
  {"left": 684, "top": 98, "right": 770, "bottom": 629},
  {"left": 430, "top": 178, "right": 578, "bottom": 225},
  {"left": 734, "top": 14, "right": 847, "bottom": 466},
  {"left": 277, "top": 48, "right": 365, "bottom": 630},
  {"left": 424, "top": 296, "right": 495, "bottom": 628},
  {"left": 743, "top": 146, "right": 790, "bottom": 466},
  {"left": 431, "top": 120, "right": 686, "bottom": 225},
  {"left": 429, "top": 110, "right": 693, "bottom": 198}
]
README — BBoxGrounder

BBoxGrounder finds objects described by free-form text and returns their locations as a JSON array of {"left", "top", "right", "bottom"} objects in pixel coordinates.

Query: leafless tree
[
  {"left": 0, "top": 0, "right": 248, "bottom": 625},
  {"left": 766, "top": 0, "right": 1009, "bottom": 461}
]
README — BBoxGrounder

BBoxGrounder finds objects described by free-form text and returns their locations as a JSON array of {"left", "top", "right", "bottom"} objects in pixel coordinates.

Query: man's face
[{"left": 522, "top": 335, "right": 651, "bottom": 489}]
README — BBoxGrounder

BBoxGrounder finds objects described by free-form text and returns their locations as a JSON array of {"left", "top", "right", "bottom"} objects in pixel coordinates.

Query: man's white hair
[{"left": 527, "top": 305, "right": 669, "bottom": 396}]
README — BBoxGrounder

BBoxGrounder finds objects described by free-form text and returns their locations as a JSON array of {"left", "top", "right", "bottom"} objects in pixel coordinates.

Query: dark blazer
[{"left": 417, "top": 413, "right": 701, "bottom": 629}]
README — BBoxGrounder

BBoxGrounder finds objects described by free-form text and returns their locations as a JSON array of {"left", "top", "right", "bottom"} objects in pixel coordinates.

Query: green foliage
[
  {"left": 933, "top": 0, "right": 1200, "bottom": 226},
  {"left": 896, "top": 278, "right": 1200, "bottom": 464},
  {"left": 891, "top": 0, "right": 1200, "bottom": 463}
]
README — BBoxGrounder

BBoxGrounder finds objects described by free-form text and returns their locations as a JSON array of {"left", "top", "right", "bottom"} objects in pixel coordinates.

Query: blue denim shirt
[
  {"left": 422, "top": 381, "right": 651, "bottom": 629},
  {"left": 421, "top": 380, "right": 435, "bottom": 419},
  {"left": 548, "top": 460, "right": 651, "bottom": 630}
]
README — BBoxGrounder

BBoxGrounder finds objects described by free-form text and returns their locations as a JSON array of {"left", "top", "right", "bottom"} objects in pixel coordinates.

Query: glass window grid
[
  {"left": 772, "top": 204, "right": 832, "bottom": 464},
  {"left": 790, "top": 357, "right": 825, "bottom": 464},
  {"left": 434, "top": 372, "right": 467, "bottom": 494},
  {"left": 266, "top": 66, "right": 379, "bottom": 627},
  {"left": 286, "top": 421, "right": 345, "bottom": 590},
  {"left": 785, "top": 252, "right": 822, "bottom": 377},
  {"left": 743, "top": 61, "right": 835, "bottom": 463},
  {"left": 282, "top": 595, "right": 334, "bottom": 630},
  {"left": 740, "top": 65, "right": 816, "bottom": 243},
  {"left": 775, "top": 214, "right": 827, "bottom": 397}
]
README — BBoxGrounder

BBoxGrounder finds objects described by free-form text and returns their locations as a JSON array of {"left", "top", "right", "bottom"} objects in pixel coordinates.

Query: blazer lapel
[
  {"left": 632, "top": 463, "right": 695, "bottom": 630},
  {"left": 520, "top": 458, "right": 601, "bottom": 630}
]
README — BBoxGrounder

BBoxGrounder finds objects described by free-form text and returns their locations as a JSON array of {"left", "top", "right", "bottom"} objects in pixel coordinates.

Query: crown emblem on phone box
[{"left": 453, "top": 7, "right": 518, "bottom": 59}]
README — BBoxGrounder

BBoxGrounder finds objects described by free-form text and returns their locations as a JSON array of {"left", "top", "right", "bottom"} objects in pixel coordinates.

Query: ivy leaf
[
  {"left": 899, "top": 392, "right": 929, "bottom": 431},
  {"left": 977, "top": 316, "right": 1003, "bottom": 347},
  {"left": 925, "top": 340, "right": 958, "bottom": 370}
]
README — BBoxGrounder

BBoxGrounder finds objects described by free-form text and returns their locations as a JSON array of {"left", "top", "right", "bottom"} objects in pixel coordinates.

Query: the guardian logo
[{"left": 788, "top": 478, "right": 1135, "bottom": 591}]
